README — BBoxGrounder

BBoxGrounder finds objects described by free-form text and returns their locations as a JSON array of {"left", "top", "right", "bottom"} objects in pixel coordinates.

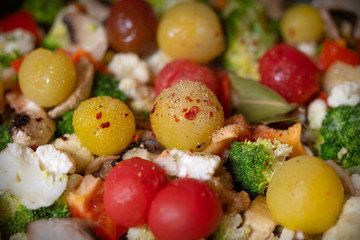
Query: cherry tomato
[
  {"left": 103, "top": 158, "right": 167, "bottom": 228},
  {"left": 317, "top": 40, "right": 360, "bottom": 71},
  {"left": 213, "top": 69, "right": 231, "bottom": 118},
  {"left": 106, "top": 0, "right": 158, "bottom": 56},
  {"left": 259, "top": 44, "right": 319, "bottom": 104},
  {"left": 154, "top": 59, "right": 219, "bottom": 97},
  {"left": 148, "top": 178, "right": 223, "bottom": 240},
  {"left": 0, "top": 10, "right": 40, "bottom": 43}
]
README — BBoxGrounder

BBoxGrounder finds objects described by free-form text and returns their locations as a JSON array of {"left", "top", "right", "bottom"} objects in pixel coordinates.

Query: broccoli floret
[
  {"left": 211, "top": 212, "right": 251, "bottom": 240},
  {"left": 222, "top": 0, "right": 275, "bottom": 81},
  {"left": 22, "top": 0, "right": 66, "bottom": 25},
  {"left": 55, "top": 110, "right": 74, "bottom": 138},
  {"left": 318, "top": 104, "right": 360, "bottom": 168},
  {"left": 0, "top": 192, "right": 70, "bottom": 240},
  {"left": 0, "top": 51, "right": 20, "bottom": 68},
  {"left": 0, "top": 122, "right": 12, "bottom": 151},
  {"left": 228, "top": 138, "right": 292, "bottom": 195},
  {"left": 90, "top": 71, "right": 127, "bottom": 102}
]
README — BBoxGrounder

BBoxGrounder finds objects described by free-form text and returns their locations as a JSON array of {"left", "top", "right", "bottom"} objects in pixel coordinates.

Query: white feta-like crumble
[
  {"left": 0, "top": 29, "right": 36, "bottom": 55},
  {"left": 327, "top": 81, "right": 360, "bottom": 108},
  {"left": 296, "top": 41, "right": 317, "bottom": 57},
  {"left": 153, "top": 149, "right": 221, "bottom": 180},
  {"left": 307, "top": 98, "right": 328, "bottom": 129},
  {"left": 0, "top": 143, "right": 75, "bottom": 209},
  {"left": 145, "top": 49, "right": 172, "bottom": 75}
]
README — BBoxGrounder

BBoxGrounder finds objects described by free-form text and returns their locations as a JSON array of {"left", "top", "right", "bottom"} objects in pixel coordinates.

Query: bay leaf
[{"left": 230, "top": 74, "right": 293, "bottom": 123}]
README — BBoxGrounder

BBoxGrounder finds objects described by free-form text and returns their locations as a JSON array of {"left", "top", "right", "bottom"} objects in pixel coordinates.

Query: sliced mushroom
[
  {"left": 6, "top": 90, "right": 56, "bottom": 147},
  {"left": 48, "top": 56, "right": 94, "bottom": 119},
  {"left": 64, "top": 12, "right": 108, "bottom": 61},
  {"left": 26, "top": 218, "right": 99, "bottom": 240},
  {"left": 80, "top": 0, "right": 110, "bottom": 23},
  {"left": 85, "top": 155, "right": 120, "bottom": 180}
]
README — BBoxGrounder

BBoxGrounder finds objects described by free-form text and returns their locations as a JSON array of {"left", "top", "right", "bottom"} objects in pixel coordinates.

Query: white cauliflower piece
[
  {"left": 153, "top": 149, "right": 221, "bottom": 180},
  {"left": 323, "top": 196, "right": 360, "bottom": 240},
  {"left": 279, "top": 228, "right": 307, "bottom": 240},
  {"left": 127, "top": 225, "right": 156, "bottom": 240},
  {"left": 0, "top": 29, "right": 36, "bottom": 55},
  {"left": 108, "top": 53, "right": 150, "bottom": 83},
  {"left": 145, "top": 49, "right": 172, "bottom": 75},
  {"left": 212, "top": 212, "right": 251, "bottom": 240},
  {"left": 118, "top": 77, "right": 153, "bottom": 100},
  {"left": 122, "top": 147, "right": 155, "bottom": 161},
  {"left": 327, "top": 81, "right": 360, "bottom": 108},
  {"left": 307, "top": 98, "right": 328, "bottom": 129},
  {"left": 296, "top": 41, "right": 317, "bottom": 57},
  {"left": 0, "top": 143, "right": 75, "bottom": 209},
  {"left": 53, "top": 134, "right": 94, "bottom": 173}
]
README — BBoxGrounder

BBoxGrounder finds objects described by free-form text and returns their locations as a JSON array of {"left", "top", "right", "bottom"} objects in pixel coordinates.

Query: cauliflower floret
[
  {"left": 153, "top": 149, "right": 221, "bottom": 180},
  {"left": 307, "top": 98, "right": 328, "bottom": 129},
  {"left": 118, "top": 77, "right": 153, "bottom": 101},
  {"left": 327, "top": 81, "right": 360, "bottom": 108},
  {"left": 145, "top": 49, "right": 172, "bottom": 75},
  {"left": 53, "top": 133, "right": 94, "bottom": 173},
  {"left": 127, "top": 225, "right": 156, "bottom": 240},
  {"left": 323, "top": 196, "right": 360, "bottom": 240},
  {"left": 0, "top": 29, "right": 36, "bottom": 55},
  {"left": 296, "top": 41, "right": 317, "bottom": 57},
  {"left": 108, "top": 53, "right": 150, "bottom": 83},
  {"left": 0, "top": 143, "right": 75, "bottom": 209},
  {"left": 212, "top": 212, "right": 251, "bottom": 240},
  {"left": 279, "top": 228, "right": 307, "bottom": 240}
]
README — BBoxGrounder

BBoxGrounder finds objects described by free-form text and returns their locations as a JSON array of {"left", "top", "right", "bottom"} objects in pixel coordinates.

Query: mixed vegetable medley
[{"left": 1, "top": 0, "right": 360, "bottom": 239}]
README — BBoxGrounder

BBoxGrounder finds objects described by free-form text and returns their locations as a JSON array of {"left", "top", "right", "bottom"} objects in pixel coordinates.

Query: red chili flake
[
  {"left": 151, "top": 131, "right": 156, "bottom": 138},
  {"left": 150, "top": 103, "right": 157, "bottom": 114},
  {"left": 184, "top": 106, "right": 200, "bottom": 120},
  {"left": 190, "top": 149, "right": 194, "bottom": 153},
  {"left": 30, "top": 145, "right": 38, "bottom": 151},
  {"left": 264, "top": 162, "right": 269, "bottom": 167},
  {"left": 196, "top": 99, "right": 200, "bottom": 103},
  {"left": 35, "top": 117, "right": 43, "bottom": 122},
  {"left": 100, "top": 122, "right": 110, "bottom": 128},
  {"left": 209, "top": 112, "right": 213, "bottom": 117},
  {"left": 61, "top": 136, "right": 68, "bottom": 141},
  {"left": 96, "top": 112, "right": 102, "bottom": 119},
  {"left": 124, "top": 113, "right": 129, "bottom": 117},
  {"left": 186, "top": 96, "right": 193, "bottom": 102},
  {"left": 133, "top": 134, "right": 139, "bottom": 143},
  {"left": 174, "top": 115, "right": 180, "bottom": 122},
  {"left": 182, "top": 108, "right": 188, "bottom": 113},
  {"left": 206, "top": 100, "right": 212, "bottom": 105},
  {"left": 171, "top": 92, "right": 175, "bottom": 97},
  {"left": 216, "top": 107, "right": 219, "bottom": 111}
]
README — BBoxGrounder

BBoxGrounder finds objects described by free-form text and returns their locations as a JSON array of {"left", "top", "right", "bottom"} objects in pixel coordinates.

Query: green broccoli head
[
  {"left": 222, "top": 0, "right": 275, "bottom": 81},
  {"left": 90, "top": 71, "right": 127, "bottom": 102},
  {"left": 0, "top": 192, "right": 70, "bottom": 240},
  {"left": 228, "top": 138, "right": 292, "bottom": 195},
  {"left": 22, "top": 0, "right": 66, "bottom": 25},
  {"left": 55, "top": 110, "right": 74, "bottom": 138},
  {"left": 318, "top": 104, "right": 360, "bottom": 168},
  {"left": 0, "top": 122, "right": 12, "bottom": 151}
]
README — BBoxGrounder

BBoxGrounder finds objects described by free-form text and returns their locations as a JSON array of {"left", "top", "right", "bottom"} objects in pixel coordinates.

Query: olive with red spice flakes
[
  {"left": 72, "top": 96, "right": 135, "bottom": 156},
  {"left": 150, "top": 81, "right": 224, "bottom": 151}
]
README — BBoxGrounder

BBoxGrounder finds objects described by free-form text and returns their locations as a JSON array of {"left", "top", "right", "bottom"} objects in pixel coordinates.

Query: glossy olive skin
[{"left": 106, "top": 0, "right": 158, "bottom": 56}]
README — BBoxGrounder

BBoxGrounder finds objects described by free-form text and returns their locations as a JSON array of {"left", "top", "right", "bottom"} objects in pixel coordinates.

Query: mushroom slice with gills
[
  {"left": 26, "top": 218, "right": 99, "bottom": 240},
  {"left": 6, "top": 89, "right": 56, "bottom": 147},
  {"left": 85, "top": 155, "right": 120, "bottom": 181},
  {"left": 63, "top": 12, "right": 108, "bottom": 62},
  {"left": 48, "top": 56, "right": 94, "bottom": 119},
  {"left": 79, "top": 0, "right": 110, "bottom": 23}
]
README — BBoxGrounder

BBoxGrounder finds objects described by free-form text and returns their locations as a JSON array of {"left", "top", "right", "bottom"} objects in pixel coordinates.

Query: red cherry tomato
[
  {"left": 213, "top": 69, "right": 231, "bottom": 118},
  {"left": 259, "top": 44, "right": 319, "bottom": 104},
  {"left": 0, "top": 10, "right": 40, "bottom": 43},
  {"left": 103, "top": 158, "right": 167, "bottom": 228},
  {"left": 154, "top": 59, "right": 219, "bottom": 97},
  {"left": 148, "top": 178, "right": 223, "bottom": 240},
  {"left": 317, "top": 40, "right": 360, "bottom": 71}
]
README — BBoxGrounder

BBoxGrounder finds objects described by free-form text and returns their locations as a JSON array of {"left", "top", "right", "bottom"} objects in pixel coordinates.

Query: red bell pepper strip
[
  {"left": 9, "top": 57, "right": 25, "bottom": 74},
  {"left": 317, "top": 40, "right": 360, "bottom": 71},
  {"left": 213, "top": 69, "right": 231, "bottom": 118}
]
